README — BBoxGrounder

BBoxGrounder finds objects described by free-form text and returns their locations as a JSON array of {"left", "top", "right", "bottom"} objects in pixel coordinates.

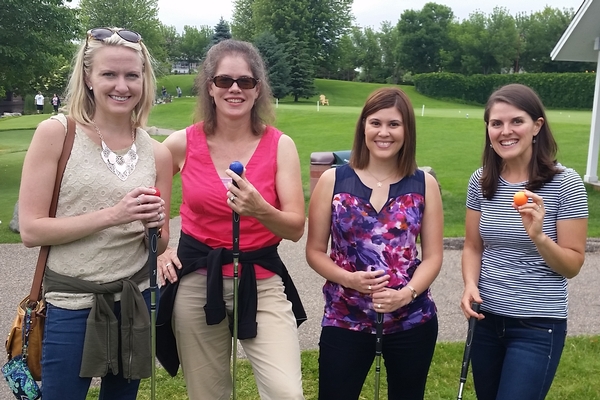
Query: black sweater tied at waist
[{"left": 156, "top": 231, "right": 307, "bottom": 377}]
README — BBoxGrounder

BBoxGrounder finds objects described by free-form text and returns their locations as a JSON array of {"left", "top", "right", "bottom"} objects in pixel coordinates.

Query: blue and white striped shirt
[{"left": 466, "top": 164, "right": 588, "bottom": 319}]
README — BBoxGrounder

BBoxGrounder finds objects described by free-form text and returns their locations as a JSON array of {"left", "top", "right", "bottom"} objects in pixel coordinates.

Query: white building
[{"left": 552, "top": 0, "right": 600, "bottom": 187}]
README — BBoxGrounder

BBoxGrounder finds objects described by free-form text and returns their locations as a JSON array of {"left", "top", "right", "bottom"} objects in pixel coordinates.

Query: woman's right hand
[
  {"left": 115, "top": 187, "right": 164, "bottom": 225},
  {"left": 345, "top": 270, "right": 390, "bottom": 294},
  {"left": 460, "top": 287, "right": 483, "bottom": 320}
]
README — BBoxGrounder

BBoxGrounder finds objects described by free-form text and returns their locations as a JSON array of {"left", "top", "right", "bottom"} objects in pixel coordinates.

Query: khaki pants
[{"left": 173, "top": 272, "right": 305, "bottom": 400}]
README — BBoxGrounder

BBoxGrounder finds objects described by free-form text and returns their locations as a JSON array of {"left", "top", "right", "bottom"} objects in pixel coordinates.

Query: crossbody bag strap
[{"left": 28, "top": 116, "right": 76, "bottom": 304}]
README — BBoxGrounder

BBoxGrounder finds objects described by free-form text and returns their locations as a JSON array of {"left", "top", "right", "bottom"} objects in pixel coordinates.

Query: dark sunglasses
[
  {"left": 86, "top": 27, "right": 142, "bottom": 45},
  {"left": 212, "top": 76, "right": 259, "bottom": 90}
]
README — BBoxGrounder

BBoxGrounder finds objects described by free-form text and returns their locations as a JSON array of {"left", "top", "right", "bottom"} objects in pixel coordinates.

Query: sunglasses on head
[
  {"left": 212, "top": 76, "right": 259, "bottom": 90},
  {"left": 86, "top": 27, "right": 142, "bottom": 45}
]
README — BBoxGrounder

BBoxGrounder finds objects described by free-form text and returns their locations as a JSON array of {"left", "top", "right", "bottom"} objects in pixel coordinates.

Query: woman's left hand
[
  {"left": 514, "top": 189, "right": 545, "bottom": 241},
  {"left": 371, "top": 287, "right": 412, "bottom": 313}
]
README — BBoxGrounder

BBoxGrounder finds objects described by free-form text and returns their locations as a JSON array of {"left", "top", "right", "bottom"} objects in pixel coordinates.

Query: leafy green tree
[
  {"left": 486, "top": 7, "right": 519, "bottom": 72},
  {"left": 180, "top": 25, "right": 212, "bottom": 70},
  {"left": 209, "top": 17, "right": 233, "bottom": 48},
  {"left": 329, "top": 32, "right": 357, "bottom": 81},
  {"left": 239, "top": 0, "right": 352, "bottom": 77},
  {"left": 360, "top": 27, "right": 383, "bottom": 82},
  {"left": 160, "top": 24, "right": 182, "bottom": 63},
  {"left": 285, "top": 33, "right": 316, "bottom": 102},
  {"left": 519, "top": 7, "right": 594, "bottom": 73},
  {"left": 397, "top": 3, "right": 454, "bottom": 74},
  {"left": 0, "top": 0, "right": 78, "bottom": 97},
  {"left": 79, "top": 0, "right": 167, "bottom": 62},
  {"left": 378, "top": 21, "right": 403, "bottom": 83},
  {"left": 231, "top": 0, "right": 257, "bottom": 41},
  {"left": 253, "top": 32, "right": 291, "bottom": 99}
]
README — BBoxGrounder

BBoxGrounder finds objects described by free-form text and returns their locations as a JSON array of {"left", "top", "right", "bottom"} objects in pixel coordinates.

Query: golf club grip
[
  {"left": 148, "top": 227, "right": 158, "bottom": 288},
  {"left": 375, "top": 313, "right": 383, "bottom": 355},
  {"left": 459, "top": 302, "right": 481, "bottom": 382}
]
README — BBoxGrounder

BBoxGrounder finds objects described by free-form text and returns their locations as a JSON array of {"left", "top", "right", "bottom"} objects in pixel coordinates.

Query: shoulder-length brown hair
[
  {"left": 194, "top": 39, "right": 275, "bottom": 135},
  {"left": 481, "top": 84, "right": 559, "bottom": 199},
  {"left": 349, "top": 87, "right": 417, "bottom": 177}
]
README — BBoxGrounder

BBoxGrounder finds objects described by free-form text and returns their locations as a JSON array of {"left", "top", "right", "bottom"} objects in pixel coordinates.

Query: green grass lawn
[
  {"left": 1, "top": 79, "right": 599, "bottom": 242},
  {"left": 86, "top": 335, "right": 600, "bottom": 399}
]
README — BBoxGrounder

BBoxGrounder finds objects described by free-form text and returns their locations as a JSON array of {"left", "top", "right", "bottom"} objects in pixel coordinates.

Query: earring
[
  {"left": 89, "top": 86, "right": 93, "bottom": 91},
  {"left": 489, "top": 144, "right": 493, "bottom": 148},
  {"left": 533, "top": 138, "right": 536, "bottom": 143}
]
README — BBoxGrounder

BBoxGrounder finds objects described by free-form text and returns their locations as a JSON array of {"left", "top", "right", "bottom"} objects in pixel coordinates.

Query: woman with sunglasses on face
[
  {"left": 461, "top": 84, "right": 588, "bottom": 400},
  {"left": 18, "top": 27, "right": 172, "bottom": 399},
  {"left": 306, "top": 87, "right": 443, "bottom": 399},
  {"left": 156, "top": 39, "right": 306, "bottom": 400}
]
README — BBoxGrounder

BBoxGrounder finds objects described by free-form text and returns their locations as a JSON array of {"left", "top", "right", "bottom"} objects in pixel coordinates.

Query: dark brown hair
[
  {"left": 481, "top": 84, "right": 559, "bottom": 199},
  {"left": 349, "top": 87, "right": 417, "bottom": 176}
]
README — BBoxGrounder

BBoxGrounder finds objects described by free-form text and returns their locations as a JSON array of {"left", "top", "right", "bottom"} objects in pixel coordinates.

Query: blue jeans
[
  {"left": 470, "top": 312, "right": 566, "bottom": 400},
  {"left": 41, "top": 289, "right": 153, "bottom": 400},
  {"left": 318, "top": 314, "right": 438, "bottom": 400}
]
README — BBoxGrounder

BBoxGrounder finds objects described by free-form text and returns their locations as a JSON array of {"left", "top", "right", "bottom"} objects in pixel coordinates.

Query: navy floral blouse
[{"left": 322, "top": 164, "right": 437, "bottom": 335}]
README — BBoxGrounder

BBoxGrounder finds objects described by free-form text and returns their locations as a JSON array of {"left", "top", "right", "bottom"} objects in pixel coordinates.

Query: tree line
[{"left": 0, "top": 0, "right": 593, "bottom": 102}]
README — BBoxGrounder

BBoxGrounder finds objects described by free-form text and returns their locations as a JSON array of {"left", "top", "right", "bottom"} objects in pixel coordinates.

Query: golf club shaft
[
  {"left": 232, "top": 210, "right": 240, "bottom": 400},
  {"left": 457, "top": 302, "right": 481, "bottom": 400},
  {"left": 148, "top": 227, "right": 159, "bottom": 400},
  {"left": 374, "top": 312, "right": 383, "bottom": 400}
]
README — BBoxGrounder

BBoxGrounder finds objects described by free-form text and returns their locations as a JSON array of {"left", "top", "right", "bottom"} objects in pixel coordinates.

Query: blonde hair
[{"left": 65, "top": 28, "right": 156, "bottom": 128}]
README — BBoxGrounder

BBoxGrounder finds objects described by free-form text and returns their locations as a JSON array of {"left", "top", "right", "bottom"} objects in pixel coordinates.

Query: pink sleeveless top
[{"left": 180, "top": 122, "right": 282, "bottom": 278}]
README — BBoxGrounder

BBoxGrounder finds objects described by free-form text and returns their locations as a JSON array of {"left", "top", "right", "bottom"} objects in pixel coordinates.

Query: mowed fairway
[{"left": 1, "top": 79, "right": 598, "bottom": 242}]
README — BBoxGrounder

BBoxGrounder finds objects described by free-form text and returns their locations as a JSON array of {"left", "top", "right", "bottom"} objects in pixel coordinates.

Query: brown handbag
[{"left": 4, "top": 116, "right": 75, "bottom": 381}]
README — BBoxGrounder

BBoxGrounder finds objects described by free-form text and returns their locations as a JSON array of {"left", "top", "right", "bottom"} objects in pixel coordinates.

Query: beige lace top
[{"left": 44, "top": 114, "right": 155, "bottom": 309}]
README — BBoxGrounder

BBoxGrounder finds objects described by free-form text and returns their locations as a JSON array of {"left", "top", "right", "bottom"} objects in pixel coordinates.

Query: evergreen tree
[
  {"left": 286, "top": 33, "right": 316, "bottom": 102},
  {"left": 253, "top": 32, "right": 291, "bottom": 100},
  {"left": 209, "top": 17, "right": 233, "bottom": 48}
]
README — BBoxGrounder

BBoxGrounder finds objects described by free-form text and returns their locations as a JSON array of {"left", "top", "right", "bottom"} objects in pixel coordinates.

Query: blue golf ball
[{"left": 229, "top": 161, "right": 244, "bottom": 176}]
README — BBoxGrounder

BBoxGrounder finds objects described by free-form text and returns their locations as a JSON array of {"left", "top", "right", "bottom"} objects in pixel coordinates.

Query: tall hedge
[{"left": 413, "top": 72, "right": 596, "bottom": 109}]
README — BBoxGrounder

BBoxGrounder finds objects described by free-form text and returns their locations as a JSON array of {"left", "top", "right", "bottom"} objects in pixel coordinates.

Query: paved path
[{"left": 1, "top": 217, "right": 599, "bottom": 399}]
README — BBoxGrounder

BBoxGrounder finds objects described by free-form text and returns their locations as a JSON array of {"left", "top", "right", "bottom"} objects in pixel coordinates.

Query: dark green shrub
[{"left": 413, "top": 72, "right": 596, "bottom": 109}]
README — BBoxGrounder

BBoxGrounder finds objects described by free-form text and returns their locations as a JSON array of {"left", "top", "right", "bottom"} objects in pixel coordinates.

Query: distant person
[
  {"left": 19, "top": 27, "right": 172, "bottom": 400},
  {"left": 461, "top": 83, "right": 588, "bottom": 400},
  {"left": 161, "top": 85, "right": 167, "bottom": 99},
  {"left": 51, "top": 93, "right": 61, "bottom": 114},
  {"left": 306, "top": 87, "right": 444, "bottom": 399},
  {"left": 176, "top": 86, "right": 182, "bottom": 97},
  {"left": 35, "top": 91, "right": 44, "bottom": 114}
]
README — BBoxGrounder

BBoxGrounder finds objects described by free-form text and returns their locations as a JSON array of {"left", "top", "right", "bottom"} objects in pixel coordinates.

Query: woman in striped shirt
[{"left": 460, "top": 83, "right": 588, "bottom": 400}]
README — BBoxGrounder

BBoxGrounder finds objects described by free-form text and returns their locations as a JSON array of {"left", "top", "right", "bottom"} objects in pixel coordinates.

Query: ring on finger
[
  {"left": 136, "top": 196, "right": 142, "bottom": 206},
  {"left": 158, "top": 212, "right": 164, "bottom": 221},
  {"left": 368, "top": 285, "right": 372, "bottom": 290},
  {"left": 377, "top": 303, "right": 382, "bottom": 309},
  {"left": 230, "top": 195, "right": 235, "bottom": 202},
  {"left": 165, "top": 262, "right": 172, "bottom": 268}
]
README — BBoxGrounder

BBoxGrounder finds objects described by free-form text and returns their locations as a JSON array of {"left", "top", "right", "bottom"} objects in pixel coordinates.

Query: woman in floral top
[{"left": 306, "top": 87, "right": 443, "bottom": 400}]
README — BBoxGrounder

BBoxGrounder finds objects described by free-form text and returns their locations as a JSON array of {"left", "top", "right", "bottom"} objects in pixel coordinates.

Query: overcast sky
[{"left": 157, "top": 0, "right": 585, "bottom": 33}]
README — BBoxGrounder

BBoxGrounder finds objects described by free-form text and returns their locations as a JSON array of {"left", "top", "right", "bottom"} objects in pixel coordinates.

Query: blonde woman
[{"left": 19, "top": 27, "right": 172, "bottom": 399}]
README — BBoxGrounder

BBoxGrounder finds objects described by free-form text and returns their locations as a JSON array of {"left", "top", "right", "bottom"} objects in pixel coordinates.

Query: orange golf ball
[{"left": 513, "top": 191, "right": 528, "bottom": 206}]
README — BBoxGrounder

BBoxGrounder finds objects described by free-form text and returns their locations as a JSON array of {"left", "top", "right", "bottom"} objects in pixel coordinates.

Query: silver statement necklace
[{"left": 93, "top": 120, "right": 138, "bottom": 181}]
